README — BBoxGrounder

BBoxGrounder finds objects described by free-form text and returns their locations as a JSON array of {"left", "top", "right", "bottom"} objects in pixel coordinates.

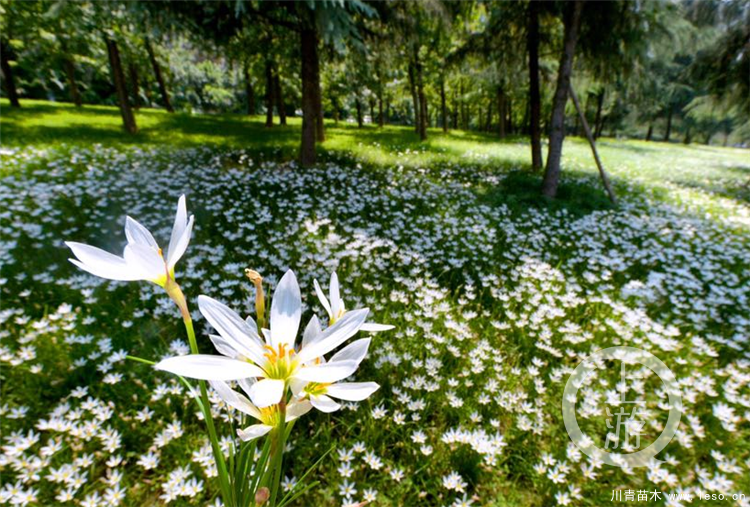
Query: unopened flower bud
[
  {"left": 254, "top": 486, "right": 270, "bottom": 506},
  {"left": 245, "top": 268, "right": 266, "bottom": 331}
]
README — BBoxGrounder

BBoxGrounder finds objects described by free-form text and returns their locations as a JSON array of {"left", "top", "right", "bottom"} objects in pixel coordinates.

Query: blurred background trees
[{"left": 1, "top": 0, "right": 747, "bottom": 157}]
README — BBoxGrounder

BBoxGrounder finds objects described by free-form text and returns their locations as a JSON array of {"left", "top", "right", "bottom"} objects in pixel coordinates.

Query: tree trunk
[
  {"left": 355, "top": 97, "right": 363, "bottom": 128},
  {"left": 265, "top": 60, "right": 275, "bottom": 127},
  {"left": 460, "top": 81, "right": 467, "bottom": 129},
  {"left": 507, "top": 96, "right": 513, "bottom": 134},
  {"left": 244, "top": 63, "right": 255, "bottom": 115},
  {"left": 1, "top": 39, "right": 20, "bottom": 107},
  {"left": 144, "top": 37, "right": 173, "bottom": 113},
  {"left": 569, "top": 86, "right": 616, "bottom": 204},
  {"left": 274, "top": 71, "right": 286, "bottom": 125},
  {"left": 300, "top": 27, "right": 317, "bottom": 165},
  {"left": 378, "top": 90, "right": 384, "bottom": 127},
  {"left": 105, "top": 38, "right": 137, "bottom": 134},
  {"left": 541, "top": 0, "right": 583, "bottom": 198},
  {"left": 311, "top": 35, "right": 324, "bottom": 143},
  {"left": 408, "top": 62, "right": 420, "bottom": 133},
  {"left": 683, "top": 126, "right": 691, "bottom": 144},
  {"left": 664, "top": 105, "right": 673, "bottom": 142},
  {"left": 416, "top": 61, "right": 427, "bottom": 140},
  {"left": 593, "top": 89, "right": 604, "bottom": 139},
  {"left": 440, "top": 75, "right": 448, "bottom": 133},
  {"left": 129, "top": 62, "right": 140, "bottom": 110},
  {"left": 528, "top": 0, "right": 542, "bottom": 169},
  {"left": 63, "top": 56, "right": 82, "bottom": 107},
  {"left": 485, "top": 98, "right": 493, "bottom": 131},
  {"left": 453, "top": 89, "right": 459, "bottom": 129},
  {"left": 497, "top": 86, "right": 506, "bottom": 139},
  {"left": 646, "top": 124, "right": 653, "bottom": 141}
]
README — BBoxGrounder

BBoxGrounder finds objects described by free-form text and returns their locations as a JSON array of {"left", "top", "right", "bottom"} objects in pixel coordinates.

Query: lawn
[{"left": 1, "top": 100, "right": 749, "bottom": 507}]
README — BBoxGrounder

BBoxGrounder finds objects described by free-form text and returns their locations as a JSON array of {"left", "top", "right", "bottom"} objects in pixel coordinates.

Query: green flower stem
[
  {"left": 182, "top": 315, "right": 233, "bottom": 504},
  {"left": 268, "top": 405, "right": 288, "bottom": 507}
]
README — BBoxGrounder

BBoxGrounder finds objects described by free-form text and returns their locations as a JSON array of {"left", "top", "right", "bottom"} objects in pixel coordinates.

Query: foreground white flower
[
  {"left": 66, "top": 195, "right": 193, "bottom": 287},
  {"left": 314, "top": 272, "right": 394, "bottom": 332},
  {"left": 155, "top": 270, "right": 370, "bottom": 408},
  {"left": 292, "top": 320, "right": 379, "bottom": 413},
  {"left": 210, "top": 380, "right": 312, "bottom": 441}
]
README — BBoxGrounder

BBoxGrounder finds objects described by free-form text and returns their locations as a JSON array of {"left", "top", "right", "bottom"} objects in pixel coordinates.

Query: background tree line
[{"left": 1, "top": 0, "right": 747, "bottom": 193}]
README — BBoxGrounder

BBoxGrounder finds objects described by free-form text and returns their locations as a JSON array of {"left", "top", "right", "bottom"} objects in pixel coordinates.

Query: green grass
[
  {"left": 4, "top": 98, "right": 749, "bottom": 218},
  {"left": 2, "top": 98, "right": 750, "bottom": 507}
]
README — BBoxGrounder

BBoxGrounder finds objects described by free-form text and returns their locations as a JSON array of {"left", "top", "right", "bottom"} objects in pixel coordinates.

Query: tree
[
  {"left": 541, "top": 0, "right": 583, "bottom": 199},
  {"left": 527, "top": 0, "right": 542, "bottom": 169}
]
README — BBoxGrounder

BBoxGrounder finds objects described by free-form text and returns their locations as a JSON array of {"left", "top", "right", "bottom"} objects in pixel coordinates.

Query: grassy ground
[
  {"left": 1, "top": 99, "right": 749, "bottom": 507},
  {"left": 4, "top": 99, "right": 749, "bottom": 213}
]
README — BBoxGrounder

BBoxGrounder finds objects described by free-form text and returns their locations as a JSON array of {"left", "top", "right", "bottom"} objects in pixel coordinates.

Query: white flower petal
[
  {"left": 124, "top": 216, "right": 159, "bottom": 249},
  {"left": 123, "top": 243, "right": 166, "bottom": 282},
  {"left": 293, "top": 360, "right": 359, "bottom": 383},
  {"left": 66, "top": 242, "right": 141, "bottom": 281},
  {"left": 326, "top": 382, "right": 380, "bottom": 402},
  {"left": 209, "top": 380, "right": 261, "bottom": 419},
  {"left": 167, "top": 195, "right": 188, "bottom": 261},
  {"left": 154, "top": 355, "right": 264, "bottom": 381},
  {"left": 287, "top": 399, "right": 313, "bottom": 420},
  {"left": 329, "top": 271, "right": 343, "bottom": 318},
  {"left": 313, "top": 278, "right": 332, "bottom": 319},
  {"left": 237, "top": 424, "right": 273, "bottom": 442},
  {"left": 198, "top": 296, "right": 266, "bottom": 364},
  {"left": 167, "top": 215, "right": 193, "bottom": 270},
  {"left": 330, "top": 338, "right": 371, "bottom": 364},
  {"left": 248, "top": 378, "right": 285, "bottom": 408},
  {"left": 360, "top": 322, "right": 395, "bottom": 332},
  {"left": 269, "top": 270, "right": 301, "bottom": 348},
  {"left": 301, "top": 315, "right": 323, "bottom": 349},
  {"left": 295, "top": 308, "right": 369, "bottom": 364},
  {"left": 311, "top": 395, "right": 341, "bottom": 413}
]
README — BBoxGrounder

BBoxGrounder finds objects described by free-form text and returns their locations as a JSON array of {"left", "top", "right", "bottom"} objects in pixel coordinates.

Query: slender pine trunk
[
  {"left": 408, "top": 62, "right": 420, "bottom": 133},
  {"left": 498, "top": 86, "right": 506, "bottom": 139},
  {"left": 507, "top": 96, "right": 513, "bottom": 134},
  {"left": 485, "top": 98, "right": 493, "bottom": 132},
  {"left": 310, "top": 32, "right": 324, "bottom": 143},
  {"left": 646, "top": 124, "right": 653, "bottom": 141},
  {"left": 593, "top": 89, "right": 604, "bottom": 139},
  {"left": 265, "top": 60, "right": 275, "bottom": 127},
  {"left": 355, "top": 97, "right": 363, "bottom": 128},
  {"left": 664, "top": 105, "right": 673, "bottom": 142},
  {"left": 440, "top": 75, "right": 448, "bottom": 133},
  {"left": 541, "top": 0, "right": 583, "bottom": 198},
  {"left": 300, "top": 27, "right": 317, "bottom": 165},
  {"left": 144, "top": 37, "right": 173, "bottom": 113},
  {"left": 1, "top": 39, "right": 21, "bottom": 107},
  {"left": 528, "top": 0, "right": 542, "bottom": 169},
  {"left": 452, "top": 89, "right": 458, "bottom": 129},
  {"left": 274, "top": 71, "right": 286, "bottom": 125},
  {"left": 416, "top": 61, "right": 427, "bottom": 140},
  {"left": 129, "top": 62, "right": 140, "bottom": 110},
  {"left": 105, "top": 38, "right": 137, "bottom": 134},
  {"left": 63, "top": 56, "right": 82, "bottom": 107},
  {"left": 244, "top": 63, "right": 255, "bottom": 115}
]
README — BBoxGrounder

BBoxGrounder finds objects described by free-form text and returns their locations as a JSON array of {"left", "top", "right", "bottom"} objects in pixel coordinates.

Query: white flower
[
  {"left": 291, "top": 322, "right": 379, "bottom": 413},
  {"left": 155, "top": 270, "right": 370, "bottom": 408},
  {"left": 210, "top": 380, "right": 312, "bottom": 441},
  {"left": 66, "top": 195, "right": 193, "bottom": 287},
  {"left": 315, "top": 272, "right": 394, "bottom": 332}
]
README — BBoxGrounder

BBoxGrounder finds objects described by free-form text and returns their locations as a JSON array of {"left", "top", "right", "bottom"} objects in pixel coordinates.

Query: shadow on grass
[{"left": 476, "top": 169, "right": 616, "bottom": 216}]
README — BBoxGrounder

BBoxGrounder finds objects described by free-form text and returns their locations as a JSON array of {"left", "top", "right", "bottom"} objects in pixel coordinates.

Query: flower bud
[
  {"left": 254, "top": 486, "right": 270, "bottom": 506},
  {"left": 245, "top": 268, "right": 266, "bottom": 331}
]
